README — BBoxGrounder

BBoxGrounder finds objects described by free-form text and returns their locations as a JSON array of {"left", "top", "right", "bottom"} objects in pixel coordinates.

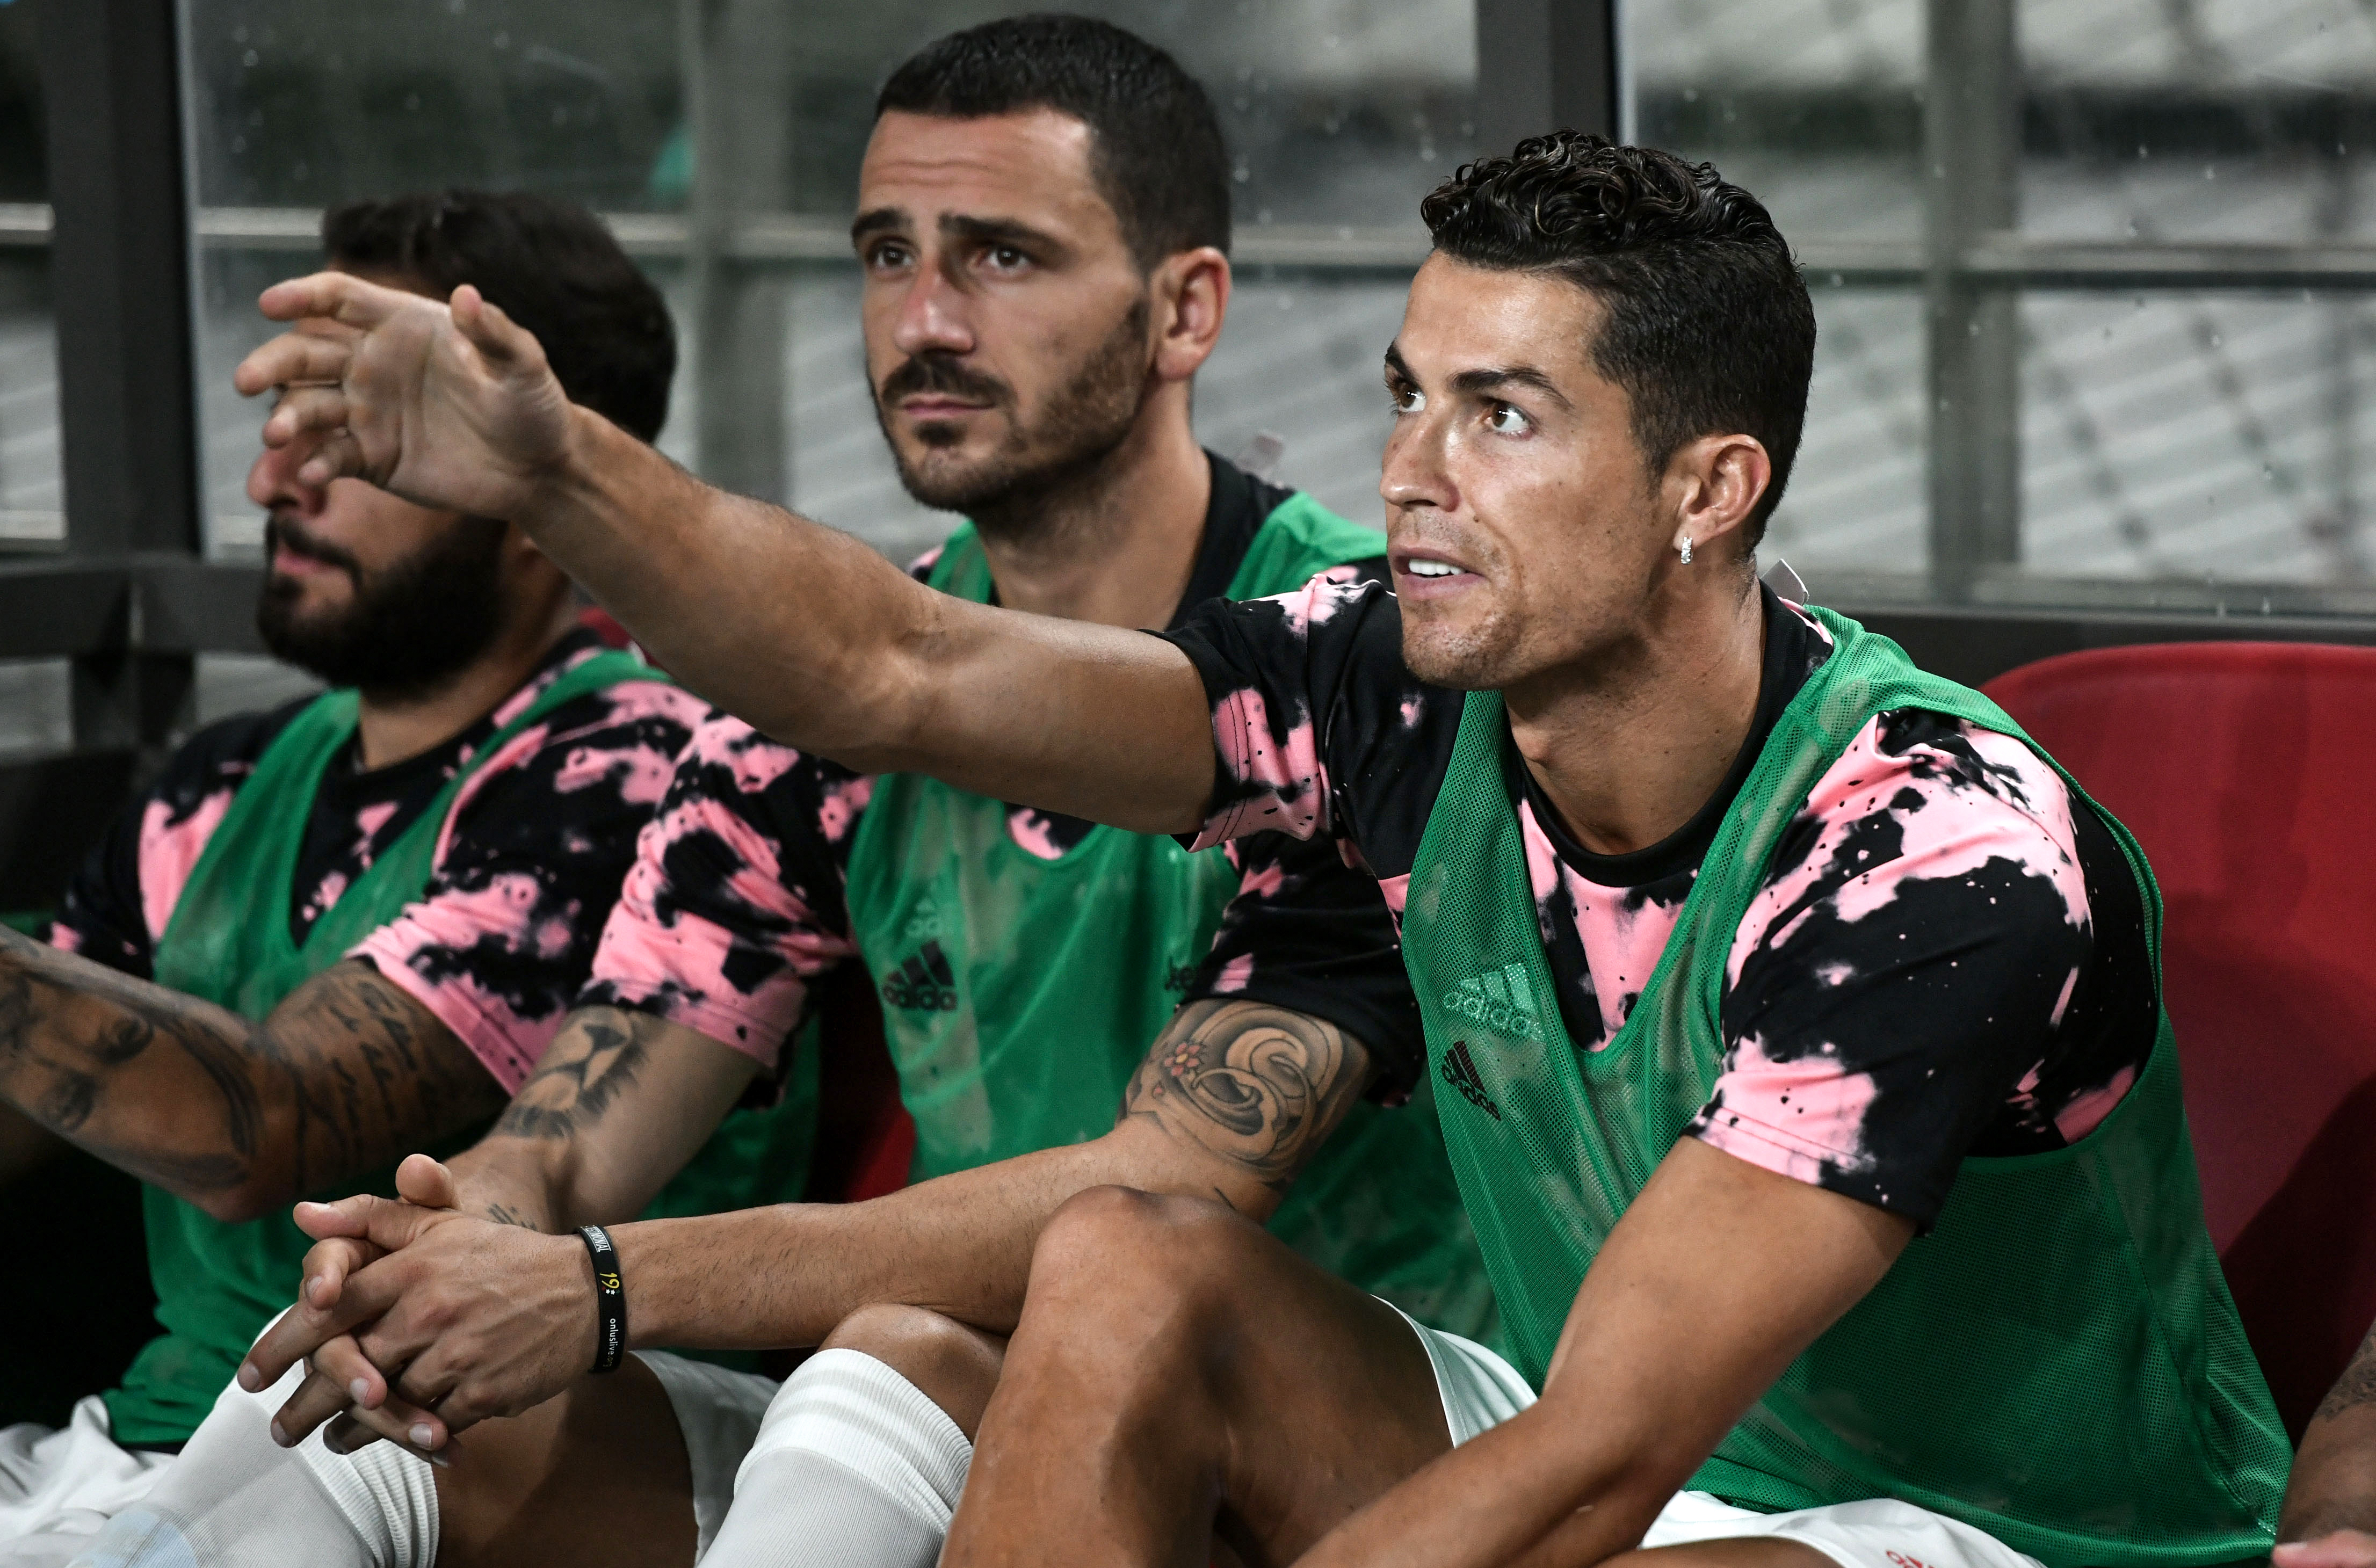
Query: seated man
[
  {"left": 90, "top": 20, "right": 1489, "bottom": 1568},
  {"left": 233, "top": 130, "right": 2292, "bottom": 1567},
  {"left": 2275, "top": 1319, "right": 2376, "bottom": 1568},
  {"left": 0, "top": 190, "right": 719, "bottom": 1564}
]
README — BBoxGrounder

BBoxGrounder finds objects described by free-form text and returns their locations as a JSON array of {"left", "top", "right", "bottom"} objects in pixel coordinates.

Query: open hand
[{"left": 233, "top": 272, "right": 578, "bottom": 522}]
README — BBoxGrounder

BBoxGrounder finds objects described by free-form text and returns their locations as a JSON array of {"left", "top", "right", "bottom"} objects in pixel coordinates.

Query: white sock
[
  {"left": 700, "top": 1349, "right": 972, "bottom": 1568},
  {"left": 64, "top": 1349, "right": 437, "bottom": 1568}
]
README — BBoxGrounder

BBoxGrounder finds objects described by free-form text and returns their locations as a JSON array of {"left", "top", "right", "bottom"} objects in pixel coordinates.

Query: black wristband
[{"left": 578, "top": 1224, "right": 627, "bottom": 1374}]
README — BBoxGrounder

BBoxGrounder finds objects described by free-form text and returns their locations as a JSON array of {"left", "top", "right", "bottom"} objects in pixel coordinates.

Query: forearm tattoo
[
  {"left": 491, "top": 1007, "right": 658, "bottom": 1141},
  {"left": 1121, "top": 998, "right": 1374, "bottom": 1197},
  {"left": 0, "top": 932, "right": 498, "bottom": 1202},
  {"left": 2317, "top": 1318, "right": 2376, "bottom": 1425}
]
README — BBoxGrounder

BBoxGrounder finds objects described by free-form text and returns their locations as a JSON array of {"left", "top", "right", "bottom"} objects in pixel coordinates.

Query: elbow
[{"left": 187, "top": 1172, "right": 284, "bottom": 1225}]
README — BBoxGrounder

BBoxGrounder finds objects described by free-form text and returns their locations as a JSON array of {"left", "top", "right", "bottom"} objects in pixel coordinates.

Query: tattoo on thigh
[
  {"left": 494, "top": 1010, "right": 657, "bottom": 1139},
  {"left": 1123, "top": 999, "right": 1374, "bottom": 1190}
]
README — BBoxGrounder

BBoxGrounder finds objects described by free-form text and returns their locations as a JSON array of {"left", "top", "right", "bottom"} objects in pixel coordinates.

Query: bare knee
[
  {"left": 1032, "top": 1185, "right": 1257, "bottom": 1302},
  {"left": 1024, "top": 1186, "right": 1271, "bottom": 1373},
  {"left": 821, "top": 1303, "right": 1006, "bottom": 1440}
]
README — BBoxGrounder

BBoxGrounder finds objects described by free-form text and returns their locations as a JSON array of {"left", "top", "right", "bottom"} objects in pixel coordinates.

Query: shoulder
[
  {"left": 1744, "top": 710, "right": 2090, "bottom": 962},
  {"left": 660, "top": 709, "right": 874, "bottom": 847}
]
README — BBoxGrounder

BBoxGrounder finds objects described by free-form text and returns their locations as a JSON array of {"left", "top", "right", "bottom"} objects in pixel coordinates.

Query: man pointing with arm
[{"left": 233, "top": 133, "right": 2286, "bottom": 1568}]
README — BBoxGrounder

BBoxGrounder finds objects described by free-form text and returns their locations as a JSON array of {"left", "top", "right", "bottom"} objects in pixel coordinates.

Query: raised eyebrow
[{"left": 1445, "top": 364, "right": 1573, "bottom": 410}]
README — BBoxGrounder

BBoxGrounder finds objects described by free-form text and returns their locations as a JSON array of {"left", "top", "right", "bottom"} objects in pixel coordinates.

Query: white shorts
[
  {"left": 1387, "top": 1307, "right": 2046, "bottom": 1568},
  {"left": 0, "top": 1402, "right": 177, "bottom": 1567},
  {"left": 0, "top": 1351, "right": 774, "bottom": 1567}
]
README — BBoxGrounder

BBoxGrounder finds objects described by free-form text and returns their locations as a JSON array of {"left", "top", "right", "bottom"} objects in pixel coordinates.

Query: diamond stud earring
[{"left": 1678, "top": 536, "right": 1694, "bottom": 565}]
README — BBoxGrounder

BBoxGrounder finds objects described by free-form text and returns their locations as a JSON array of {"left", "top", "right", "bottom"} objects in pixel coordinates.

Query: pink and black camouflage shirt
[
  {"left": 1161, "top": 579, "right": 2160, "bottom": 1229},
  {"left": 48, "top": 629, "right": 709, "bottom": 1091}
]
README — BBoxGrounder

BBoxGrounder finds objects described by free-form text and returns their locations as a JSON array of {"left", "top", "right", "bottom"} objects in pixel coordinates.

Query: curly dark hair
[
  {"left": 1420, "top": 132, "right": 1814, "bottom": 547},
  {"left": 877, "top": 14, "right": 1231, "bottom": 271}
]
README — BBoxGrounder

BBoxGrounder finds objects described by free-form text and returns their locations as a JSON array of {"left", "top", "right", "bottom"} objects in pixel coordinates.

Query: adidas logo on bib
[
  {"left": 882, "top": 940, "right": 960, "bottom": 1012},
  {"left": 1439, "top": 1040, "right": 1501, "bottom": 1120},
  {"left": 1442, "top": 962, "right": 1540, "bottom": 1040}
]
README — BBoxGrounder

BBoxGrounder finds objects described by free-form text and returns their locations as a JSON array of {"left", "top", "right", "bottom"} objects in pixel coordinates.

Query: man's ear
[
  {"left": 1150, "top": 245, "right": 1232, "bottom": 383},
  {"left": 1664, "top": 433, "right": 1773, "bottom": 563}
]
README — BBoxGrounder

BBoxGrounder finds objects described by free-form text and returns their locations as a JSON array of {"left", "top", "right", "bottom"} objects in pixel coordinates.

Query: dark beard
[
  {"left": 875, "top": 295, "right": 1151, "bottom": 538},
  {"left": 256, "top": 512, "right": 511, "bottom": 698}
]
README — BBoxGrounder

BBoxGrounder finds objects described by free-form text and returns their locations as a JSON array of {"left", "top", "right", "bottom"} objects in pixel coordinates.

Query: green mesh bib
[
  {"left": 842, "top": 498, "right": 1499, "bottom": 1342},
  {"left": 112, "top": 651, "right": 818, "bottom": 1444},
  {"left": 1399, "top": 607, "right": 2286, "bottom": 1567}
]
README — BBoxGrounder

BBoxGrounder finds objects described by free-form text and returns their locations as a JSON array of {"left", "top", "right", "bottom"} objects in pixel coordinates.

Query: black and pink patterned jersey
[
  {"left": 1160, "top": 580, "right": 2160, "bottom": 1229},
  {"left": 581, "top": 459, "right": 1428, "bottom": 1095},
  {"left": 49, "top": 629, "right": 709, "bottom": 1090}
]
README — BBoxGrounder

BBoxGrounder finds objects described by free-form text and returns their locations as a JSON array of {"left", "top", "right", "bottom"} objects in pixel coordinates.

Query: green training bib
[
  {"left": 1399, "top": 606, "right": 2286, "bottom": 1566},
  {"left": 843, "top": 496, "right": 1500, "bottom": 1342},
  {"left": 112, "top": 651, "right": 817, "bottom": 1445}
]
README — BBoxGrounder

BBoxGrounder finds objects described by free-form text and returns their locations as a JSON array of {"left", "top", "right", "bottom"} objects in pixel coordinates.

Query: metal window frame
[{"left": 3, "top": 0, "right": 2373, "bottom": 907}]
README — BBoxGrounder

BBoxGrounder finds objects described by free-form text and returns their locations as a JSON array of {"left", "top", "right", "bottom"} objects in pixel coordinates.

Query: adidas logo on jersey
[
  {"left": 1440, "top": 1040, "right": 1501, "bottom": 1120},
  {"left": 1441, "top": 963, "right": 1540, "bottom": 1040},
  {"left": 882, "top": 940, "right": 960, "bottom": 1012}
]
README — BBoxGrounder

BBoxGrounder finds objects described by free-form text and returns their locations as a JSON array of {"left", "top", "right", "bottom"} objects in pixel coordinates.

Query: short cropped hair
[
  {"left": 876, "top": 14, "right": 1232, "bottom": 270},
  {"left": 323, "top": 190, "right": 676, "bottom": 444},
  {"left": 1419, "top": 132, "right": 1815, "bottom": 544}
]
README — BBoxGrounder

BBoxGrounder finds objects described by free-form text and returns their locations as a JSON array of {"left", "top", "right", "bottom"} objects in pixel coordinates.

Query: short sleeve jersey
[
  {"left": 1158, "top": 579, "right": 2160, "bottom": 1228},
  {"left": 48, "top": 629, "right": 709, "bottom": 1090},
  {"left": 583, "top": 459, "right": 1426, "bottom": 1094}
]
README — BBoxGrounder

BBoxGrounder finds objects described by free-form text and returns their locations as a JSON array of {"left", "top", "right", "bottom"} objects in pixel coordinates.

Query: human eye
[
  {"left": 1388, "top": 380, "right": 1425, "bottom": 416},
  {"left": 864, "top": 239, "right": 914, "bottom": 274},
  {"left": 981, "top": 243, "right": 1032, "bottom": 275},
  {"left": 1484, "top": 400, "right": 1532, "bottom": 435}
]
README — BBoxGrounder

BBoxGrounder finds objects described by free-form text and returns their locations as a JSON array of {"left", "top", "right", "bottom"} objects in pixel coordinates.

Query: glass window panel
[
  {"left": 1764, "top": 286, "right": 1928, "bottom": 592},
  {"left": 1627, "top": 0, "right": 1924, "bottom": 244},
  {"left": 182, "top": 0, "right": 684, "bottom": 557},
  {"left": 2021, "top": 0, "right": 2376, "bottom": 245},
  {"left": 2016, "top": 290, "right": 2376, "bottom": 613},
  {"left": 0, "top": 0, "right": 60, "bottom": 549},
  {"left": 180, "top": 1, "right": 1472, "bottom": 563}
]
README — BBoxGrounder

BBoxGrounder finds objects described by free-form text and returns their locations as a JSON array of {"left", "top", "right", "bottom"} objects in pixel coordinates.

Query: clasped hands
[{"left": 236, "top": 1152, "right": 603, "bottom": 1463}]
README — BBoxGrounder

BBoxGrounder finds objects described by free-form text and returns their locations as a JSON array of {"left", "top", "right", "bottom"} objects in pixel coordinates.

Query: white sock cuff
[
  {"left": 734, "top": 1349, "right": 973, "bottom": 1528},
  {"left": 292, "top": 1429, "right": 439, "bottom": 1568}
]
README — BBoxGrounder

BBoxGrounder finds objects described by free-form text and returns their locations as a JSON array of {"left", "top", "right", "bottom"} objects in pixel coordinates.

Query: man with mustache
[
  {"left": 91, "top": 19, "right": 1489, "bottom": 1568},
  {"left": 231, "top": 129, "right": 2288, "bottom": 1568},
  {"left": 0, "top": 191, "right": 733, "bottom": 1565}
]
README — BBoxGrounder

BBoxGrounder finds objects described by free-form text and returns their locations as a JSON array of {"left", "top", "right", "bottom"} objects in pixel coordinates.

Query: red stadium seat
[
  {"left": 576, "top": 604, "right": 636, "bottom": 651},
  {"left": 1983, "top": 641, "right": 2376, "bottom": 1438}
]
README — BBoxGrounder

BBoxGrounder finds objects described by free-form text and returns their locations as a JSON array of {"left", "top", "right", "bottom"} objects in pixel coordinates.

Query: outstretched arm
[
  {"left": 243, "top": 996, "right": 1376, "bottom": 1447},
  {"left": 2277, "top": 1319, "right": 2376, "bottom": 1568},
  {"left": 0, "top": 933, "right": 500, "bottom": 1221},
  {"left": 233, "top": 273, "right": 1214, "bottom": 833}
]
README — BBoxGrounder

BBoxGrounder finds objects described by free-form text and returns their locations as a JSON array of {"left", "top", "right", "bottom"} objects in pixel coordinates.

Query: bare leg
[
  {"left": 944, "top": 1187, "right": 1451, "bottom": 1568},
  {"left": 434, "top": 1356, "right": 695, "bottom": 1568},
  {"left": 820, "top": 1302, "right": 1006, "bottom": 1440}
]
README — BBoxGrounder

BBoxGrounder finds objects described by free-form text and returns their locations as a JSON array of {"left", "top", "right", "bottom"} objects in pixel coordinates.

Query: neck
[
  {"left": 973, "top": 388, "right": 1211, "bottom": 629},
  {"left": 352, "top": 596, "right": 578, "bottom": 771},
  {"left": 1504, "top": 577, "right": 1766, "bottom": 858}
]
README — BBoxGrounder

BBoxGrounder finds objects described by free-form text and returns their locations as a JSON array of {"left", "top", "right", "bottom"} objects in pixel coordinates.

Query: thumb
[
  {"left": 448, "top": 284, "right": 539, "bottom": 371},
  {"left": 395, "top": 1153, "right": 461, "bottom": 1211}
]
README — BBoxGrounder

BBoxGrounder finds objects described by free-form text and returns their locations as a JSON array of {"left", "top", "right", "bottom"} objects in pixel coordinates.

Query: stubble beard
[{"left": 876, "top": 295, "right": 1153, "bottom": 543}]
